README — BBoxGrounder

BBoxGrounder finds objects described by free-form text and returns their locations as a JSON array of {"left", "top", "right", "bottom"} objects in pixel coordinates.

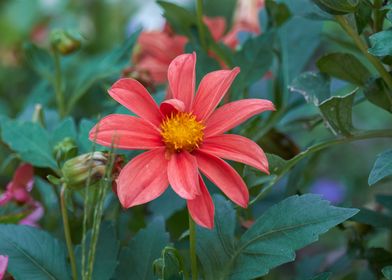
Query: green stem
[
  {"left": 250, "top": 129, "right": 392, "bottom": 205},
  {"left": 196, "top": 0, "right": 207, "bottom": 51},
  {"left": 335, "top": 15, "right": 392, "bottom": 90},
  {"left": 60, "top": 184, "right": 78, "bottom": 280},
  {"left": 188, "top": 214, "right": 198, "bottom": 280},
  {"left": 53, "top": 51, "right": 66, "bottom": 118},
  {"left": 373, "top": 0, "right": 384, "bottom": 33}
]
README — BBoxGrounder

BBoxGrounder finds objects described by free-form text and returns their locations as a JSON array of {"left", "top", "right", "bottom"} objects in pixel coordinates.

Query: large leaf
[
  {"left": 75, "top": 223, "right": 119, "bottom": 280},
  {"left": 317, "top": 53, "right": 370, "bottom": 86},
  {"left": 383, "top": 266, "right": 392, "bottom": 280},
  {"left": 51, "top": 117, "right": 77, "bottom": 146},
  {"left": 231, "top": 32, "right": 275, "bottom": 97},
  {"left": 369, "top": 30, "right": 392, "bottom": 57},
  {"left": 369, "top": 149, "right": 392, "bottom": 186},
  {"left": 197, "top": 195, "right": 358, "bottom": 280},
  {"left": 0, "top": 224, "right": 70, "bottom": 280},
  {"left": 115, "top": 218, "right": 170, "bottom": 280},
  {"left": 0, "top": 118, "right": 58, "bottom": 170},
  {"left": 318, "top": 90, "right": 356, "bottom": 136}
]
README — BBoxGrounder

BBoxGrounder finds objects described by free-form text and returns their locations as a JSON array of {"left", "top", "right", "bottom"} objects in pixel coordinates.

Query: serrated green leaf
[
  {"left": 319, "top": 90, "right": 356, "bottom": 136},
  {"left": 0, "top": 118, "right": 58, "bottom": 170},
  {"left": 115, "top": 218, "right": 170, "bottom": 280},
  {"left": 383, "top": 266, "right": 392, "bottom": 280},
  {"left": 369, "top": 30, "right": 392, "bottom": 56},
  {"left": 197, "top": 194, "right": 358, "bottom": 280},
  {"left": 289, "top": 71, "right": 331, "bottom": 106},
  {"left": 317, "top": 53, "right": 370, "bottom": 86},
  {"left": 231, "top": 32, "right": 275, "bottom": 98},
  {"left": 75, "top": 223, "right": 119, "bottom": 280},
  {"left": 312, "top": 0, "right": 359, "bottom": 15},
  {"left": 369, "top": 149, "right": 392, "bottom": 185},
  {"left": 0, "top": 224, "right": 70, "bottom": 280}
]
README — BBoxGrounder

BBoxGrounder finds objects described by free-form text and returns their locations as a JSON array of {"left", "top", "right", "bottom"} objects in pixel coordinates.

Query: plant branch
[
  {"left": 250, "top": 129, "right": 392, "bottom": 205},
  {"left": 60, "top": 184, "right": 78, "bottom": 280},
  {"left": 188, "top": 214, "right": 198, "bottom": 280},
  {"left": 335, "top": 15, "right": 392, "bottom": 90},
  {"left": 53, "top": 51, "right": 66, "bottom": 119},
  {"left": 196, "top": 0, "right": 207, "bottom": 51}
]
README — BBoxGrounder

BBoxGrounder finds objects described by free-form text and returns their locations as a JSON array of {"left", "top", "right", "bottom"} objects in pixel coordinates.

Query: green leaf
[
  {"left": 354, "top": 0, "right": 372, "bottom": 34},
  {"left": 231, "top": 32, "right": 275, "bottom": 98},
  {"left": 157, "top": 1, "right": 197, "bottom": 37},
  {"left": 363, "top": 77, "right": 392, "bottom": 113},
  {"left": 351, "top": 208, "right": 392, "bottom": 228},
  {"left": 317, "top": 53, "right": 370, "bottom": 86},
  {"left": 319, "top": 90, "right": 356, "bottom": 136},
  {"left": 24, "top": 43, "right": 54, "bottom": 81},
  {"left": 78, "top": 119, "right": 105, "bottom": 153},
  {"left": 0, "top": 118, "right": 58, "bottom": 170},
  {"left": 266, "top": 0, "right": 292, "bottom": 28},
  {"left": 51, "top": 117, "right": 77, "bottom": 146},
  {"left": 312, "top": 0, "right": 359, "bottom": 15},
  {"left": 153, "top": 247, "right": 184, "bottom": 280},
  {"left": 383, "top": 266, "right": 392, "bottom": 280},
  {"left": 0, "top": 224, "right": 70, "bottom": 280},
  {"left": 75, "top": 223, "right": 119, "bottom": 280},
  {"left": 369, "top": 30, "right": 392, "bottom": 56},
  {"left": 369, "top": 149, "right": 392, "bottom": 185},
  {"left": 115, "top": 218, "right": 170, "bottom": 280},
  {"left": 289, "top": 72, "right": 331, "bottom": 106},
  {"left": 67, "top": 31, "right": 140, "bottom": 112},
  {"left": 197, "top": 194, "right": 358, "bottom": 280},
  {"left": 266, "top": 153, "right": 288, "bottom": 175}
]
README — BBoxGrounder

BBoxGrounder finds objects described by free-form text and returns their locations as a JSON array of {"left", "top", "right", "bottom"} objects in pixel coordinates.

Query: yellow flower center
[{"left": 160, "top": 112, "right": 205, "bottom": 152}]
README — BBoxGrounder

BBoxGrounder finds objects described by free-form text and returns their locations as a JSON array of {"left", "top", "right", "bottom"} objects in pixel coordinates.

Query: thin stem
[
  {"left": 60, "top": 184, "right": 78, "bottom": 280},
  {"left": 53, "top": 51, "right": 66, "bottom": 118},
  {"left": 188, "top": 213, "right": 198, "bottom": 280},
  {"left": 335, "top": 15, "right": 392, "bottom": 90},
  {"left": 196, "top": 0, "right": 207, "bottom": 51},
  {"left": 250, "top": 129, "right": 392, "bottom": 205}
]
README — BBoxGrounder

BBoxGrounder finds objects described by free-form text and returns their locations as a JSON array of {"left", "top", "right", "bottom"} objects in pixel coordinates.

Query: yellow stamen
[{"left": 160, "top": 112, "right": 204, "bottom": 152}]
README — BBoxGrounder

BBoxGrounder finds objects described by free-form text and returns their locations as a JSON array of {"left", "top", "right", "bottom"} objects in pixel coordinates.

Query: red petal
[
  {"left": 192, "top": 68, "right": 240, "bottom": 121},
  {"left": 117, "top": 148, "right": 169, "bottom": 208},
  {"left": 89, "top": 114, "right": 163, "bottom": 150},
  {"left": 167, "top": 151, "right": 200, "bottom": 199},
  {"left": 200, "top": 134, "right": 269, "bottom": 174},
  {"left": 160, "top": 99, "right": 185, "bottom": 116},
  {"left": 168, "top": 53, "right": 196, "bottom": 110},
  {"left": 108, "top": 78, "right": 163, "bottom": 127},
  {"left": 204, "top": 99, "right": 275, "bottom": 137},
  {"left": 195, "top": 150, "right": 249, "bottom": 208},
  {"left": 203, "top": 16, "right": 226, "bottom": 41},
  {"left": 13, "top": 164, "right": 34, "bottom": 191},
  {"left": 187, "top": 176, "right": 214, "bottom": 229}
]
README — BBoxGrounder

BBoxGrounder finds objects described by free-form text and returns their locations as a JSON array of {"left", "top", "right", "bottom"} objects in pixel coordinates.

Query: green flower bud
[
  {"left": 50, "top": 29, "right": 81, "bottom": 55},
  {"left": 53, "top": 137, "right": 78, "bottom": 163},
  {"left": 61, "top": 152, "right": 108, "bottom": 189}
]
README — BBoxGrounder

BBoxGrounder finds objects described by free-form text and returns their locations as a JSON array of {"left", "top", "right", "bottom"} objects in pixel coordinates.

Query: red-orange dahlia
[{"left": 90, "top": 53, "right": 274, "bottom": 228}]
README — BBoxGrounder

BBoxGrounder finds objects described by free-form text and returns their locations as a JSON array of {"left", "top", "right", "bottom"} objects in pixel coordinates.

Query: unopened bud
[
  {"left": 53, "top": 137, "right": 78, "bottom": 163},
  {"left": 50, "top": 29, "right": 81, "bottom": 55},
  {"left": 61, "top": 152, "right": 108, "bottom": 189}
]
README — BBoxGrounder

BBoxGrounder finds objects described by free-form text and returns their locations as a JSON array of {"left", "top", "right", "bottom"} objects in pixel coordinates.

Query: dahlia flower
[{"left": 90, "top": 53, "right": 274, "bottom": 228}]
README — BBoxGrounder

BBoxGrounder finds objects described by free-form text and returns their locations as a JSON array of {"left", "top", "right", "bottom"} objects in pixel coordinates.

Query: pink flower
[
  {"left": 0, "top": 255, "right": 8, "bottom": 280},
  {"left": 131, "top": 27, "right": 188, "bottom": 85},
  {"left": 90, "top": 53, "right": 274, "bottom": 228},
  {"left": 0, "top": 164, "right": 34, "bottom": 206},
  {"left": 0, "top": 164, "right": 43, "bottom": 227}
]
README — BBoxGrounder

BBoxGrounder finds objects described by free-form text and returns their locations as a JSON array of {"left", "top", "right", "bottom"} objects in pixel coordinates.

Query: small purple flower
[{"left": 310, "top": 179, "right": 346, "bottom": 205}]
